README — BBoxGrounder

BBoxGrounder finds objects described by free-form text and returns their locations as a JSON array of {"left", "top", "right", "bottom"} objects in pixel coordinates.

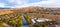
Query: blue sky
[{"left": 0, "top": 0, "right": 60, "bottom": 8}]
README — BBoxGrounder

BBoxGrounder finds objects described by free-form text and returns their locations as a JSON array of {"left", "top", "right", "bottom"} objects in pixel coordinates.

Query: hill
[{"left": 0, "top": 6, "right": 60, "bottom": 21}]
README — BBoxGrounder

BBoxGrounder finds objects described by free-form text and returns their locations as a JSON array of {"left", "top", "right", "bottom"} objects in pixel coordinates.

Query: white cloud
[
  {"left": 20, "top": 0, "right": 60, "bottom": 7},
  {"left": 6, "top": 0, "right": 15, "bottom": 3},
  {"left": 6, "top": 0, "right": 60, "bottom": 8},
  {"left": 6, "top": 0, "right": 28, "bottom": 5},
  {"left": 0, "top": 3, "right": 6, "bottom": 7}
]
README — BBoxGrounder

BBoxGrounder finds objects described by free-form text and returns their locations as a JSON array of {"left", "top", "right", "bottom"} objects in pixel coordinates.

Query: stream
[{"left": 22, "top": 14, "right": 31, "bottom": 27}]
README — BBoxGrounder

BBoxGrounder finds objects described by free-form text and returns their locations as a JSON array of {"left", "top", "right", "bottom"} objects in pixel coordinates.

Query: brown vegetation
[{"left": 0, "top": 6, "right": 60, "bottom": 21}]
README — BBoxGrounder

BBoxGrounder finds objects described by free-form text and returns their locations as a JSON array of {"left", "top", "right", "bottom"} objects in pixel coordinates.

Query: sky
[{"left": 0, "top": 0, "right": 60, "bottom": 8}]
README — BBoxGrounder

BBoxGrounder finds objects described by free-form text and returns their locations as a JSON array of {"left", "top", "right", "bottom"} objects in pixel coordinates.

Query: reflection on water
[
  {"left": 22, "top": 15, "right": 29, "bottom": 25},
  {"left": 22, "top": 15, "right": 31, "bottom": 27}
]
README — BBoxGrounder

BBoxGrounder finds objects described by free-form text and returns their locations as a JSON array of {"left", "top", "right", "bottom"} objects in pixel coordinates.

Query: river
[{"left": 22, "top": 15, "right": 31, "bottom": 27}]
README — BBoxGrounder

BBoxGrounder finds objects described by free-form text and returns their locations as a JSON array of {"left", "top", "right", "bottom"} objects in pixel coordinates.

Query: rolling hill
[{"left": 0, "top": 6, "right": 60, "bottom": 21}]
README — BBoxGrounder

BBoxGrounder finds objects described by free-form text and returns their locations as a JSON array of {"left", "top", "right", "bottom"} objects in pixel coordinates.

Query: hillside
[
  {"left": 0, "top": 6, "right": 60, "bottom": 21},
  {"left": 0, "top": 6, "right": 60, "bottom": 27}
]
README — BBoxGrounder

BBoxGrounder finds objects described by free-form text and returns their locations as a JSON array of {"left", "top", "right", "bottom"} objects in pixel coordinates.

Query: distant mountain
[
  {"left": 0, "top": 8, "right": 10, "bottom": 9},
  {"left": 11, "top": 6, "right": 60, "bottom": 13},
  {"left": 0, "top": 6, "right": 60, "bottom": 14}
]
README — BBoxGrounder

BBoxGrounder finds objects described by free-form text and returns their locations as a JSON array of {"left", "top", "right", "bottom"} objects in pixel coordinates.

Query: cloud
[
  {"left": 10, "top": 0, "right": 60, "bottom": 8},
  {"left": 21, "top": 0, "right": 60, "bottom": 7},
  {"left": 0, "top": 0, "right": 60, "bottom": 8},
  {"left": 5, "top": 0, "right": 29, "bottom": 8},
  {"left": 0, "top": 3, "right": 6, "bottom": 7},
  {"left": 6, "top": 0, "right": 28, "bottom": 5},
  {"left": 37, "top": 0, "right": 60, "bottom": 7},
  {"left": 0, "top": 0, "right": 29, "bottom": 8}
]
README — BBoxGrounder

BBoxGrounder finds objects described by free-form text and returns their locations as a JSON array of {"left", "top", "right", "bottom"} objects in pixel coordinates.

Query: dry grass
[{"left": 0, "top": 6, "right": 60, "bottom": 21}]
